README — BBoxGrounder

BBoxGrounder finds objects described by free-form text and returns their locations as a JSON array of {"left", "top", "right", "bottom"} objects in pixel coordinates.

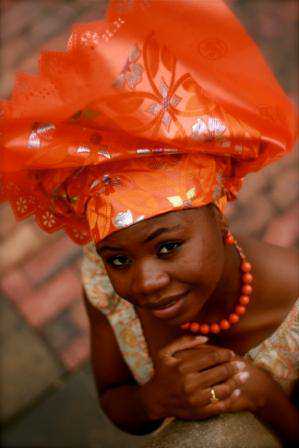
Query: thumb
[{"left": 159, "top": 335, "right": 208, "bottom": 360}]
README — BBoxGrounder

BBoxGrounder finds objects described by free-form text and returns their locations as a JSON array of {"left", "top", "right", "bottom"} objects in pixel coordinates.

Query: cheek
[
  {"left": 179, "top": 235, "right": 224, "bottom": 291},
  {"left": 201, "top": 246, "right": 224, "bottom": 290},
  {"left": 107, "top": 271, "right": 140, "bottom": 306},
  {"left": 103, "top": 268, "right": 128, "bottom": 300}
]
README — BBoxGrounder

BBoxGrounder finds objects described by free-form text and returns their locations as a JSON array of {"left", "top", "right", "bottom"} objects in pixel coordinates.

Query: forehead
[{"left": 97, "top": 207, "right": 209, "bottom": 249}]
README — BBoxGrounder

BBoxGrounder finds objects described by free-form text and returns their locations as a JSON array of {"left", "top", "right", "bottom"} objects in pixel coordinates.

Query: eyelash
[
  {"left": 106, "top": 241, "right": 183, "bottom": 269},
  {"left": 157, "top": 241, "right": 182, "bottom": 256}
]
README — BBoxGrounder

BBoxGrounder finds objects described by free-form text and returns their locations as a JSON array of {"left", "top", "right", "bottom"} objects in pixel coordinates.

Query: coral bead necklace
[{"left": 180, "top": 232, "right": 253, "bottom": 335}]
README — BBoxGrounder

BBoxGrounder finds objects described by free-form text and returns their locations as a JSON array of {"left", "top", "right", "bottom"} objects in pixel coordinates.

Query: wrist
[
  {"left": 139, "top": 379, "right": 167, "bottom": 421},
  {"left": 254, "top": 369, "right": 283, "bottom": 413},
  {"left": 254, "top": 375, "right": 299, "bottom": 442}
]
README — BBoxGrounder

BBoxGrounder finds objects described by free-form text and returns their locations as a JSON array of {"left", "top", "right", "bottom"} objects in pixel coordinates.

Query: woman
[
  {"left": 81, "top": 175, "right": 299, "bottom": 443},
  {"left": 1, "top": 0, "right": 298, "bottom": 445}
]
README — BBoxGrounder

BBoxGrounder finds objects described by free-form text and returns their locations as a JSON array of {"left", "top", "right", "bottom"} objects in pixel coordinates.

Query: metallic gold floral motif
[
  {"left": 113, "top": 44, "right": 144, "bottom": 90},
  {"left": 146, "top": 78, "right": 182, "bottom": 132},
  {"left": 191, "top": 116, "right": 226, "bottom": 142},
  {"left": 27, "top": 123, "right": 56, "bottom": 149},
  {"left": 136, "top": 148, "right": 152, "bottom": 154},
  {"left": 90, "top": 179, "right": 100, "bottom": 190},
  {"left": 76, "top": 146, "right": 91, "bottom": 154},
  {"left": 2, "top": 0, "right": 290, "bottom": 247},
  {"left": 97, "top": 150, "right": 111, "bottom": 159},
  {"left": 167, "top": 187, "right": 196, "bottom": 208},
  {"left": 114, "top": 210, "right": 134, "bottom": 228},
  {"left": 28, "top": 132, "right": 41, "bottom": 149},
  {"left": 106, "top": 30, "right": 258, "bottom": 147},
  {"left": 135, "top": 215, "right": 145, "bottom": 223}
]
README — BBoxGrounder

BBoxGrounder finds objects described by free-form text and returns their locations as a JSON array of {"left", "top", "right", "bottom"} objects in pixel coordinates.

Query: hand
[
  {"left": 215, "top": 357, "right": 299, "bottom": 443},
  {"left": 141, "top": 335, "right": 247, "bottom": 421},
  {"left": 217, "top": 357, "right": 285, "bottom": 414}
]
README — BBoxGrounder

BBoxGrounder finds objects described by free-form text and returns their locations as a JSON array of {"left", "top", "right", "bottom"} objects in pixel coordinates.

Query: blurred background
[{"left": 0, "top": 1, "right": 298, "bottom": 447}]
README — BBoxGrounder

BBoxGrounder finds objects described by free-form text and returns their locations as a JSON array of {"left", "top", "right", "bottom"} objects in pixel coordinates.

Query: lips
[
  {"left": 147, "top": 291, "right": 189, "bottom": 310},
  {"left": 149, "top": 290, "right": 190, "bottom": 319}
]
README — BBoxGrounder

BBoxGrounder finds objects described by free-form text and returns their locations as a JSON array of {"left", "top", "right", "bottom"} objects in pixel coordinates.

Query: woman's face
[{"left": 96, "top": 206, "right": 225, "bottom": 326}]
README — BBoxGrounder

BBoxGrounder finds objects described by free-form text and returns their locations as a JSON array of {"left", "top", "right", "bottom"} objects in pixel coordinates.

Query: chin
[{"left": 168, "top": 295, "right": 206, "bottom": 326}]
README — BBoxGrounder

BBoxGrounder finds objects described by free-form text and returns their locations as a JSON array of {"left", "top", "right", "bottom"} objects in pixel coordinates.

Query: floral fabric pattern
[
  {"left": 82, "top": 243, "right": 299, "bottom": 394},
  {"left": 247, "top": 301, "right": 299, "bottom": 395}
]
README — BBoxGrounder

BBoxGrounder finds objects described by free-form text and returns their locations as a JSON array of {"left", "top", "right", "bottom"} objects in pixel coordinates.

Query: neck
[{"left": 199, "top": 241, "right": 242, "bottom": 322}]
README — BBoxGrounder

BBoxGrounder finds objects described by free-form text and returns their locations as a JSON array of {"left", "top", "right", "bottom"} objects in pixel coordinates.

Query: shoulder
[
  {"left": 82, "top": 290, "right": 136, "bottom": 394},
  {"left": 239, "top": 236, "right": 299, "bottom": 308},
  {"left": 81, "top": 242, "right": 120, "bottom": 313}
]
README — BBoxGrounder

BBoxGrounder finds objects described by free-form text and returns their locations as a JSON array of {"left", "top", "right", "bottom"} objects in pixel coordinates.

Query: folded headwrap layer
[{"left": 0, "top": 0, "right": 297, "bottom": 244}]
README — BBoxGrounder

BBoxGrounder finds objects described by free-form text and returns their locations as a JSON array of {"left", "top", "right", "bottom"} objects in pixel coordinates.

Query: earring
[
  {"left": 225, "top": 230, "right": 235, "bottom": 245},
  {"left": 216, "top": 208, "right": 230, "bottom": 243}
]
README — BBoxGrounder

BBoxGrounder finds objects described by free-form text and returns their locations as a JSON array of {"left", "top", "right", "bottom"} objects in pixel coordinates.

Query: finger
[
  {"left": 158, "top": 335, "right": 208, "bottom": 361},
  {"left": 193, "top": 360, "right": 246, "bottom": 388},
  {"left": 174, "top": 399, "right": 225, "bottom": 421},
  {"left": 177, "top": 348, "right": 236, "bottom": 373},
  {"left": 189, "top": 381, "right": 240, "bottom": 408},
  {"left": 217, "top": 390, "right": 251, "bottom": 414},
  {"left": 193, "top": 399, "right": 227, "bottom": 420},
  {"left": 230, "top": 388, "right": 242, "bottom": 401},
  {"left": 191, "top": 383, "right": 251, "bottom": 420}
]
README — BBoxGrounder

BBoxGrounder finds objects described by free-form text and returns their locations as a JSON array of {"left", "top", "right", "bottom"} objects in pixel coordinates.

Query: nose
[{"left": 130, "top": 257, "right": 170, "bottom": 298}]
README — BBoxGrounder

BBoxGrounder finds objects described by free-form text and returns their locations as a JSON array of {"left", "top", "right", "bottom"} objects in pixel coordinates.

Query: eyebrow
[
  {"left": 97, "top": 224, "right": 182, "bottom": 254},
  {"left": 96, "top": 245, "right": 123, "bottom": 255},
  {"left": 142, "top": 225, "right": 182, "bottom": 243}
]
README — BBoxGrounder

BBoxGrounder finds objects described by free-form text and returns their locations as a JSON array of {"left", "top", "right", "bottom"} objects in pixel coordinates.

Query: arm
[
  {"left": 255, "top": 372, "right": 299, "bottom": 445},
  {"left": 84, "top": 291, "right": 248, "bottom": 434},
  {"left": 83, "top": 292, "right": 163, "bottom": 435},
  {"left": 219, "top": 358, "right": 299, "bottom": 444}
]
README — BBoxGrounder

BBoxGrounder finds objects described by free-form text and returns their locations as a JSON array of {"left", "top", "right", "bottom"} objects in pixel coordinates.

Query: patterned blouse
[{"left": 81, "top": 243, "right": 299, "bottom": 396}]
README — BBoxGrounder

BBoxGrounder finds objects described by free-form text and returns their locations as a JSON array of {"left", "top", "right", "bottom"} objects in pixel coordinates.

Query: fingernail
[
  {"left": 230, "top": 350, "right": 236, "bottom": 358},
  {"left": 195, "top": 336, "right": 208, "bottom": 343},
  {"left": 218, "top": 402, "right": 225, "bottom": 411},
  {"left": 235, "top": 371, "right": 250, "bottom": 383},
  {"left": 231, "top": 361, "right": 246, "bottom": 371},
  {"left": 231, "top": 388, "right": 241, "bottom": 398}
]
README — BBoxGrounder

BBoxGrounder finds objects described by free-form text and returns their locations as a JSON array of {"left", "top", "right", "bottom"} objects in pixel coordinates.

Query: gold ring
[{"left": 210, "top": 388, "right": 219, "bottom": 403}]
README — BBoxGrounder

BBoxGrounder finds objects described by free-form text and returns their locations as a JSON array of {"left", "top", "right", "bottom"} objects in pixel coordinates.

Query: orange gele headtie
[{"left": 0, "top": 0, "right": 297, "bottom": 244}]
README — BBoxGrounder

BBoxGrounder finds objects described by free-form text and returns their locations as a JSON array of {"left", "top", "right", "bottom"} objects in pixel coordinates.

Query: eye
[
  {"left": 107, "top": 255, "right": 132, "bottom": 269},
  {"left": 157, "top": 241, "right": 182, "bottom": 256}
]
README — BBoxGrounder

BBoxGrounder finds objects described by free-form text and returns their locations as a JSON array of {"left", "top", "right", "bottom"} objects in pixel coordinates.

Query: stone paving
[{"left": 0, "top": 1, "right": 298, "bottom": 447}]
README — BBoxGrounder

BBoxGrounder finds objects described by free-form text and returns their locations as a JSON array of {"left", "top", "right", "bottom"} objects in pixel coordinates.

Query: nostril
[
  {"left": 144, "top": 273, "right": 169, "bottom": 289},
  {"left": 131, "top": 263, "right": 170, "bottom": 295}
]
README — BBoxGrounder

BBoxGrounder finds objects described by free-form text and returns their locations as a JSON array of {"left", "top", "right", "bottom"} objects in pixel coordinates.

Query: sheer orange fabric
[{"left": 0, "top": 0, "right": 297, "bottom": 244}]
